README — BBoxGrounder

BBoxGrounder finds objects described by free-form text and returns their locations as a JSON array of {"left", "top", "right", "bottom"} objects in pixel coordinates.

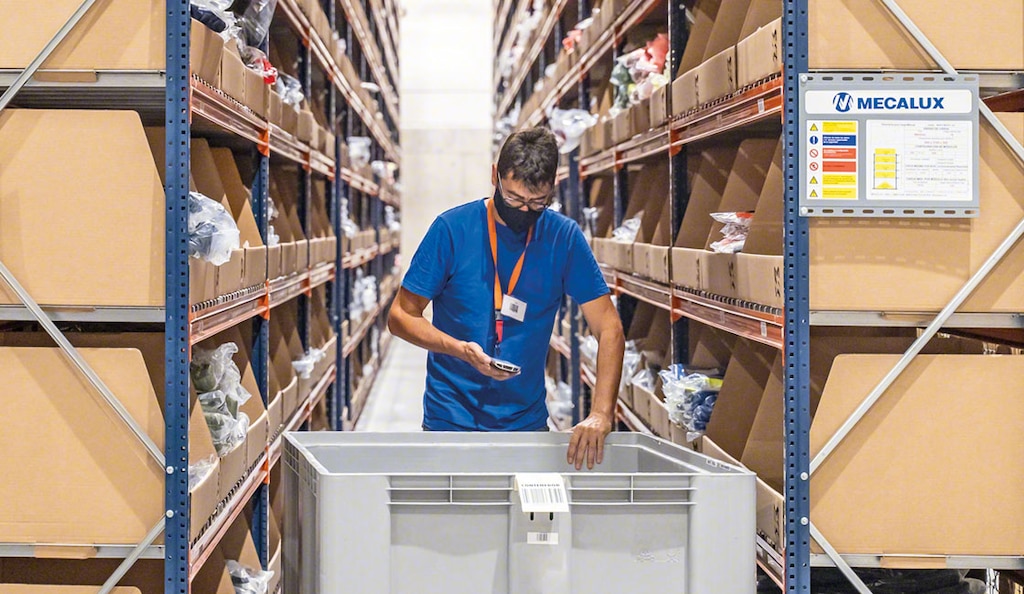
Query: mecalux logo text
[{"left": 833, "top": 93, "right": 946, "bottom": 111}]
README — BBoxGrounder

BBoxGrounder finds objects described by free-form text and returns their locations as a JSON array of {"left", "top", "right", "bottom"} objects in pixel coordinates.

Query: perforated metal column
[
  {"left": 164, "top": 2, "right": 191, "bottom": 592},
  {"left": 783, "top": 1, "right": 811, "bottom": 591}
]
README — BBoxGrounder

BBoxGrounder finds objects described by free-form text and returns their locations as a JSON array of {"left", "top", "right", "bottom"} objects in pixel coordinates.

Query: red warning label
[
  {"left": 823, "top": 160, "right": 857, "bottom": 173},
  {"left": 823, "top": 148, "right": 857, "bottom": 160}
]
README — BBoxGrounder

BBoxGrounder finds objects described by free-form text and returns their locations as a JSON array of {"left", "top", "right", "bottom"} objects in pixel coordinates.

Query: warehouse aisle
[{"left": 356, "top": 338, "right": 427, "bottom": 431}]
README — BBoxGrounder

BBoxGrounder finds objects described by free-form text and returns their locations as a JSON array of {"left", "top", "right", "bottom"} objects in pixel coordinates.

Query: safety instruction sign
[{"left": 799, "top": 74, "right": 979, "bottom": 218}]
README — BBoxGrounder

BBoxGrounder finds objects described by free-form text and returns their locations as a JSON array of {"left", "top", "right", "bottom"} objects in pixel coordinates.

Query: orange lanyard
[{"left": 487, "top": 198, "right": 532, "bottom": 343}]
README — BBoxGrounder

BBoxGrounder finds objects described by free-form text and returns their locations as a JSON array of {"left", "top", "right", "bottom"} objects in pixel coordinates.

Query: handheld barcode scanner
[{"left": 490, "top": 358, "right": 521, "bottom": 374}]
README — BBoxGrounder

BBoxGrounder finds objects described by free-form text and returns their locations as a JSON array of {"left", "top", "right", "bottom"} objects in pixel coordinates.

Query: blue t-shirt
[{"left": 402, "top": 198, "right": 609, "bottom": 431}]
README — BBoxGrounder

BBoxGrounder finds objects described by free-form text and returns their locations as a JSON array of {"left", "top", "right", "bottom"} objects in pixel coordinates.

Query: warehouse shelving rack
[
  {"left": 495, "top": 0, "right": 1024, "bottom": 592},
  {"left": 0, "top": 0, "right": 400, "bottom": 591}
]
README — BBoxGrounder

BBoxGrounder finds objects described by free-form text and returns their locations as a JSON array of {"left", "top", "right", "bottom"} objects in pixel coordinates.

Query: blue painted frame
[
  {"left": 164, "top": 1, "right": 192, "bottom": 592},
  {"left": 783, "top": 0, "right": 811, "bottom": 592}
]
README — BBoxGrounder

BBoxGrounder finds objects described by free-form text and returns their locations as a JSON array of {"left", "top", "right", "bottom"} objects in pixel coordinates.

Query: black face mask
[{"left": 493, "top": 185, "right": 543, "bottom": 234}]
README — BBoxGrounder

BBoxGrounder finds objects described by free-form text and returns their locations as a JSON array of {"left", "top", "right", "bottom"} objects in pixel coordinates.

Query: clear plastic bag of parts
[
  {"left": 192, "top": 342, "right": 253, "bottom": 455},
  {"left": 292, "top": 347, "right": 326, "bottom": 380},
  {"left": 188, "top": 455, "right": 217, "bottom": 491},
  {"left": 612, "top": 214, "right": 643, "bottom": 243},
  {"left": 659, "top": 364, "right": 724, "bottom": 442},
  {"left": 188, "top": 192, "right": 240, "bottom": 266},
  {"left": 227, "top": 559, "right": 275, "bottom": 594},
  {"left": 548, "top": 108, "right": 598, "bottom": 154},
  {"left": 275, "top": 73, "right": 305, "bottom": 107},
  {"left": 709, "top": 211, "right": 754, "bottom": 254},
  {"left": 347, "top": 136, "right": 372, "bottom": 168}
]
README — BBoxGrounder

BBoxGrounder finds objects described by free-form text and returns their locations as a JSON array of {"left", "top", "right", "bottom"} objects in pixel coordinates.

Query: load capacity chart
[{"left": 799, "top": 73, "right": 980, "bottom": 218}]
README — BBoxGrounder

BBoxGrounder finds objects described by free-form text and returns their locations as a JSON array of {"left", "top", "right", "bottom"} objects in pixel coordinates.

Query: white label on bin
[
  {"left": 527, "top": 532, "right": 559, "bottom": 545},
  {"left": 515, "top": 473, "right": 569, "bottom": 513}
]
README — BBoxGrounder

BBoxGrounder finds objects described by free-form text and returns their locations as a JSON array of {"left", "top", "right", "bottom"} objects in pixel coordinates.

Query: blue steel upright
[
  {"left": 567, "top": 147, "right": 582, "bottom": 424},
  {"left": 783, "top": 0, "right": 811, "bottom": 592},
  {"left": 164, "top": 1, "right": 191, "bottom": 592}
]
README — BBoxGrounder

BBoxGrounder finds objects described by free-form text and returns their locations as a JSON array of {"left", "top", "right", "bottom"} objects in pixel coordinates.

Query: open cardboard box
[
  {"left": 700, "top": 328, "right": 1024, "bottom": 558},
  {"left": 310, "top": 179, "right": 338, "bottom": 267},
  {"left": 810, "top": 113, "right": 1024, "bottom": 312},
  {"left": 628, "top": 162, "right": 672, "bottom": 282},
  {"left": 624, "top": 304, "right": 671, "bottom": 426},
  {"left": 809, "top": 0, "right": 1024, "bottom": 71},
  {"left": 0, "top": 558, "right": 166, "bottom": 593},
  {"left": 672, "top": 144, "right": 737, "bottom": 291},
  {"left": 0, "top": 344, "right": 166, "bottom": 546},
  {"left": 191, "top": 139, "right": 243, "bottom": 296},
  {"left": 735, "top": 141, "right": 784, "bottom": 308},
  {"left": 737, "top": 18, "right": 781, "bottom": 88},
  {"left": 606, "top": 165, "right": 652, "bottom": 272},
  {"left": 271, "top": 303, "right": 304, "bottom": 421},
  {"left": 272, "top": 169, "right": 311, "bottom": 275},
  {"left": 696, "top": 47, "right": 737, "bottom": 107},
  {"left": 588, "top": 177, "right": 616, "bottom": 265},
  {"left": 220, "top": 38, "right": 246, "bottom": 106},
  {"left": 211, "top": 147, "right": 268, "bottom": 289},
  {"left": 191, "top": 18, "right": 223, "bottom": 86},
  {"left": 0, "top": 110, "right": 164, "bottom": 307},
  {"left": 192, "top": 511, "right": 266, "bottom": 594},
  {"left": 702, "top": 136, "right": 779, "bottom": 298}
]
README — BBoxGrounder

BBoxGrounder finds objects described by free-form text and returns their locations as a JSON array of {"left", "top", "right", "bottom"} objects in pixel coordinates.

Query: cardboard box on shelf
[
  {"left": 810, "top": 114, "right": 1024, "bottom": 312},
  {"left": 0, "top": 110, "right": 165, "bottom": 308},
  {"left": 647, "top": 390, "right": 672, "bottom": 438},
  {"left": 671, "top": 145, "right": 738, "bottom": 291},
  {"left": 269, "top": 91, "right": 284, "bottom": 128},
  {"left": 735, "top": 141, "right": 784, "bottom": 308},
  {"left": 630, "top": 98, "right": 652, "bottom": 136},
  {"left": 677, "top": 0, "right": 722, "bottom": 77},
  {"left": 629, "top": 162, "right": 672, "bottom": 281},
  {"left": 297, "top": 109, "right": 317, "bottom": 144},
  {"left": 809, "top": 0, "right": 1024, "bottom": 71},
  {"left": 671, "top": 68, "right": 698, "bottom": 115},
  {"left": 739, "top": 0, "right": 782, "bottom": 36},
  {"left": 650, "top": 83, "right": 669, "bottom": 126},
  {"left": 190, "top": 19, "right": 223, "bottom": 86},
  {"left": 0, "top": 0, "right": 164, "bottom": 70},
  {"left": 702, "top": 0, "right": 754, "bottom": 61},
  {"left": 220, "top": 39, "right": 247, "bottom": 105},
  {"left": 282, "top": 102, "right": 300, "bottom": 136},
  {"left": 0, "top": 587, "right": 140, "bottom": 594},
  {"left": 0, "top": 346, "right": 164, "bottom": 545},
  {"left": 190, "top": 258, "right": 217, "bottom": 304},
  {"left": 696, "top": 46, "right": 737, "bottom": 106},
  {"left": 703, "top": 338, "right": 776, "bottom": 460},
  {"left": 736, "top": 18, "right": 781, "bottom": 88},
  {"left": 243, "top": 68, "right": 270, "bottom": 118},
  {"left": 189, "top": 399, "right": 221, "bottom": 541},
  {"left": 211, "top": 147, "right": 268, "bottom": 289},
  {"left": 611, "top": 109, "right": 631, "bottom": 145},
  {"left": 190, "top": 138, "right": 244, "bottom": 296}
]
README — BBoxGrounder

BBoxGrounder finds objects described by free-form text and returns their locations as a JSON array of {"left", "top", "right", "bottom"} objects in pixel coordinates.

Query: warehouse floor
[{"left": 356, "top": 338, "right": 426, "bottom": 431}]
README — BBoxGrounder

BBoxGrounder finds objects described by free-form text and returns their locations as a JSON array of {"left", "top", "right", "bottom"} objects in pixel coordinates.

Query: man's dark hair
[{"left": 496, "top": 128, "right": 559, "bottom": 192}]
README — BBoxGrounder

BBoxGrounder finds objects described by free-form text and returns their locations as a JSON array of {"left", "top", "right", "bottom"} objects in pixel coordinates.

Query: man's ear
[{"left": 491, "top": 164, "right": 498, "bottom": 187}]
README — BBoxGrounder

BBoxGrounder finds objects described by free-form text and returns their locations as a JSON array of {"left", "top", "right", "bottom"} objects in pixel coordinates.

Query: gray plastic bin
[{"left": 283, "top": 432, "right": 755, "bottom": 594}]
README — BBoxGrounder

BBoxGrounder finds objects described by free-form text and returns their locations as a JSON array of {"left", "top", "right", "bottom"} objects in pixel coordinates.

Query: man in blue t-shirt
[{"left": 388, "top": 128, "right": 625, "bottom": 469}]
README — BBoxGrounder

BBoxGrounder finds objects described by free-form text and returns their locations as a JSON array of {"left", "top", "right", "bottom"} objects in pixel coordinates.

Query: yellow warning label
[
  {"left": 823, "top": 174, "right": 857, "bottom": 186},
  {"left": 875, "top": 156, "right": 897, "bottom": 164},
  {"left": 823, "top": 187, "right": 857, "bottom": 199},
  {"left": 874, "top": 171, "right": 896, "bottom": 179},
  {"left": 810, "top": 123, "right": 819, "bottom": 132},
  {"left": 810, "top": 176, "right": 819, "bottom": 185},
  {"left": 810, "top": 189, "right": 819, "bottom": 198},
  {"left": 824, "top": 121, "right": 857, "bottom": 133},
  {"left": 874, "top": 148, "right": 897, "bottom": 155},
  {"left": 875, "top": 182, "right": 895, "bottom": 189},
  {"left": 875, "top": 165, "right": 897, "bottom": 174}
]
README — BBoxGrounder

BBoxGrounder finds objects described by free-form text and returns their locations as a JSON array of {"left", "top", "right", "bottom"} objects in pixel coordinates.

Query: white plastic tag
[
  {"left": 515, "top": 473, "right": 569, "bottom": 514},
  {"left": 501, "top": 295, "right": 527, "bottom": 322},
  {"left": 527, "top": 532, "right": 559, "bottom": 545}
]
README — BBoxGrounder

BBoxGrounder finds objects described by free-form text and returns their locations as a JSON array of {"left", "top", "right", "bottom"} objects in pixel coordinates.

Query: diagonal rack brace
[{"left": 807, "top": 0, "right": 1024, "bottom": 591}]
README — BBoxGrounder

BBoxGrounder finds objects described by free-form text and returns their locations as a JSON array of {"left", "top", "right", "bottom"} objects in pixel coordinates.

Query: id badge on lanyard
[{"left": 488, "top": 199, "right": 532, "bottom": 351}]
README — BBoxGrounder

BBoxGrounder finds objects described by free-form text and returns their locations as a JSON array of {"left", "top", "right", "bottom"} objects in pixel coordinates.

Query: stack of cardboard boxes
[{"left": 671, "top": 0, "right": 782, "bottom": 116}]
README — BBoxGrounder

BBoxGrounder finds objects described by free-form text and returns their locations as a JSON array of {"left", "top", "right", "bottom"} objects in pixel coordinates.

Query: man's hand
[
  {"left": 567, "top": 412, "right": 613, "bottom": 470},
  {"left": 460, "top": 341, "right": 517, "bottom": 381}
]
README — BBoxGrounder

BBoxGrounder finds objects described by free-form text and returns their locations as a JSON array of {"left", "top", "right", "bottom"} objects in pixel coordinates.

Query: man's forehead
[{"left": 500, "top": 174, "right": 552, "bottom": 197}]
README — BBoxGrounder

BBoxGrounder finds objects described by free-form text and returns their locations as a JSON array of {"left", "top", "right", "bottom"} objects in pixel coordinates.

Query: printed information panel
[{"left": 799, "top": 74, "right": 979, "bottom": 218}]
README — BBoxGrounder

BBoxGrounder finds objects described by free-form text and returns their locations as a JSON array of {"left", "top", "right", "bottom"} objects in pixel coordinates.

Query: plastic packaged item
[
  {"left": 347, "top": 137, "right": 372, "bottom": 168},
  {"left": 275, "top": 73, "right": 305, "bottom": 107},
  {"left": 188, "top": 455, "right": 217, "bottom": 490},
  {"left": 620, "top": 341, "right": 641, "bottom": 397},
  {"left": 709, "top": 211, "right": 755, "bottom": 254},
  {"left": 361, "top": 82, "right": 381, "bottom": 94},
  {"left": 548, "top": 108, "right": 598, "bottom": 154},
  {"left": 239, "top": 44, "right": 278, "bottom": 83},
  {"left": 582, "top": 206, "right": 599, "bottom": 239},
  {"left": 234, "top": 0, "right": 279, "bottom": 48},
  {"left": 385, "top": 205, "right": 401, "bottom": 231},
  {"left": 227, "top": 559, "right": 275, "bottom": 594},
  {"left": 630, "top": 368, "right": 654, "bottom": 392},
  {"left": 191, "top": 0, "right": 235, "bottom": 32},
  {"left": 200, "top": 400, "right": 250, "bottom": 456},
  {"left": 190, "top": 342, "right": 239, "bottom": 393},
  {"left": 292, "top": 348, "right": 326, "bottom": 380},
  {"left": 611, "top": 214, "right": 643, "bottom": 243},
  {"left": 659, "top": 364, "right": 724, "bottom": 442},
  {"left": 188, "top": 191, "right": 241, "bottom": 266},
  {"left": 545, "top": 378, "right": 574, "bottom": 428}
]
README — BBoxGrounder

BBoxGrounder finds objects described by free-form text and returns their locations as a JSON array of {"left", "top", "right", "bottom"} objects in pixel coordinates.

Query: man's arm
[
  {"left": 388, "top": 287, "right": 515, "bottom": 381},
  {"left": 567, "top": 294, "right": 625, "bottom": 470}
]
